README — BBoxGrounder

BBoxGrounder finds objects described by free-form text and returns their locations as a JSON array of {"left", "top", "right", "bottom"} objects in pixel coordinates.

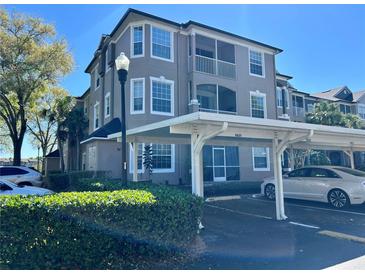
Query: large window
[
  {"left": 104, "top": 92, "right": 110, "bottom": 118},
  {"left": 250, "top": 91, "right": 266, "bottom": 118},
  {"left": 129, "top": 143, "right": 144, "bottom": 173},
  {"left": 152, "top": 144, "right": 175, "bottom": 172},
  {"left": 339, "top": 104, "right": 351, "bottom": 114},
  {"left": 203, "top": 146, "right": 240, "bottom": 182},
  {"left": 252, "top": 147, "right": 270, "bottom": 171},
  {"left": 131, "top": 25, "right": 144, "bottom": 57},
  {"left": 276, "top": 87, "right": 289, "bottom": 109},
  {"left": 93, "top": 102, "right": 99, "bottom": 130},
  {"left": 249, "top": 50, "right": 264, "bottom": 77},
  {"left": 94, "top": 68, "right": 100, "bottom": 89},
  {"left": 197, "top": 84, "right": 236, "bottom": 114},
  {"left": 130, "top": 78, "right": 145, "bottom": 114},
  {"left": 292, "top": 95, "right": 304, "bottom": 116},
  {"left": 151, "top": 77, "right": 174, "bottom": 116},
  {"left": 358, "top": 104, "right": 365, "bottom": 119},
  {"left": 151, "top": 26, "right": 172, "bottom": 61}
]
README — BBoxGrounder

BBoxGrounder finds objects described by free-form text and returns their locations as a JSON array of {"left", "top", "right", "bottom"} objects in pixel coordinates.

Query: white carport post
[
  {"left": 191, "top": 122, "right": 228, "bottom": 197},
  {"left": 344, "top": 147, "right": 355, "bottom": 169},
  {"left": 132, "top": 142, "right": 139, "bottom": 182}
]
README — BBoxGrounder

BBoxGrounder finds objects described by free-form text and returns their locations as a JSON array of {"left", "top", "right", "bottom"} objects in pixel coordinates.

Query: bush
[
  {"left": 0, "top": 184, "right": 203, "bottom": 269},
  {"left": 46, "top": 170, "right": 111, "bottom": 192}
]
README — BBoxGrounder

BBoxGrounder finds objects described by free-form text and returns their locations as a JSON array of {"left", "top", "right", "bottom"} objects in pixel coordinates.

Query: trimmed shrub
[
  {"left": 0, "top": 185, "right": 203, "bottom": 270},
  {"left": 46, "top": 170, "right": 111, "bottom": 192}
]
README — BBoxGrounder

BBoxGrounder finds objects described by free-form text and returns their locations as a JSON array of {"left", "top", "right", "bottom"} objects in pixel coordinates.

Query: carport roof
[{"left": 109, "top": 112, "right": 365, "bottom": 151}]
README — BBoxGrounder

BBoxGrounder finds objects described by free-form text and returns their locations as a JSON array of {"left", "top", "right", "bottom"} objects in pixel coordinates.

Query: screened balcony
[{"left": 193, "top": 34, "right": 236, "bottom": 79}]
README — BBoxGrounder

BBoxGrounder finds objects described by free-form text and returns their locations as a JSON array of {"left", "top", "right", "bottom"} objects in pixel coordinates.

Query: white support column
[
  {"left": 191, "top": 133, "right": 204, "bottom": 197},
  {"left": 273, "top": 136, "right": 287, "bottom": 221},
  {"left": 132, "top": 142, "right": 138, "bottom": 182},
  {"left": 345, "top": 149, "right": 355, "bottom": 169}
]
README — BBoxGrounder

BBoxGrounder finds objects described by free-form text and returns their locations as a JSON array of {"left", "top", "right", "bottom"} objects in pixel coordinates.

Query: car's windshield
[{"left": 333, "top": 167, "right": 365, "bottom": 177}]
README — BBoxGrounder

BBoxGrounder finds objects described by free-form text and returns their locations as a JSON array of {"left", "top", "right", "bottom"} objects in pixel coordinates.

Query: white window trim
[
  {"left": 152, "top": 144, "right": 175, "bottom": 173},
  {"left": 130, "top": 24, "right": 145, "bottom": 58},
  {"left": 130, "top": 78, "right": 145, "bottom": 114},
  {"left": 93, "top": 102, "right": 100, "bottom": 130},
  {"left": 104, "top": 92, "right": 111, "bottom": 118},
  {"left": 252, "top": 147, "right": 270, "bottom": 172},
  {"left": 358, "top": 103, "right": 365, "bottom": 119},
  {"left": 249, "top": 49, "right": 265, "bottom": 78},
  {"left": 276, "top": 87, "right": 290, "bottom": 109},
  {"left": 129, "top": 143, "right": 144, "bottom": 174},
  {"left": 150, "top": 76, "right": 174, "bottom": 116},
  {"left": 150, "top": 25, "right": 174, "bottom": 63},
  {"left": 250, "top": 90, "right": 267, "bottom": 119}
]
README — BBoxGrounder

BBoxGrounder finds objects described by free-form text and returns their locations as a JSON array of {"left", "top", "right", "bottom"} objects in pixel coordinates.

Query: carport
[{"left": 109, "top": 111, "right": 365, "bottom": 220}]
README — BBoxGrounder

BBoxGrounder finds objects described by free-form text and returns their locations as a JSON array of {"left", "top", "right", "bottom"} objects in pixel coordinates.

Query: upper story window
[
  {"left": 195, "top": 34, "right": 236, "bottom": 79},
  {"left": 249, "top": 49, "right": 264, "bottom": 77},
  {"left": 358, "top": 104, "right": 365, "bottom": 119},
  {"left": 292, "top": 94, "right": 304, "bottom": 116},
  {"left": 197, "top": 84, "right": 236, "bottom": 114},
  {"left": 151, "top": 77, "right": 174, "bottom": 116},
  {"left": 94, "top": 102, "right": 100, "bottom": 130},
  {"left": 276, "top": 87, "right": 289, "bottom": 109},
  {"left": 131, "top": 25, "right": 144, "bottom": 57},
  {"left": 94, "top": 68, "right": 100, "bottom": 89},
  {"left": 250, "top": 91, "right": 267, "bottom": 118},
  {"left": 130, "top": 78, "right": 145, "bottom": 114},
  {"left": 105, "top": 47, "right": 109, "bottom": 72},
  {"left": 252, "top": 147, "right": 270, "bottom": 171},
  {"left": 104, "top": 92, "right": 110, "bottom": 118},
  {"left": 151, "top": 26, "right": 173, "bottom": 61},
  {"left": 339, "top": 104, "right": 351, "bottom": 114}
]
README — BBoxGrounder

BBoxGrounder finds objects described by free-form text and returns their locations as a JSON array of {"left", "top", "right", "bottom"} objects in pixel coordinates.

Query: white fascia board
[{"left": 80, "top": 137, "right": 108, "bottom": 145}]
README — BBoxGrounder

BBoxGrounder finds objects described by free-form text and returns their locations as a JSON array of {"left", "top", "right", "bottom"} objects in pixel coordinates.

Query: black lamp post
[{"left": 115, "top": 52, "right": 130, "bottom": 184}]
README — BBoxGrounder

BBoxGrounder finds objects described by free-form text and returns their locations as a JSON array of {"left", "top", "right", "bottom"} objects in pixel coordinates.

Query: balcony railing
[
  {"left": 199, "top": 107, "right": 237, "bottom": 115},
  {"left": 195, "top": 55, "right": 236, "bottom": 79},
  {"left": 293, "top": 106, "right": 305, "bottom": 117}
]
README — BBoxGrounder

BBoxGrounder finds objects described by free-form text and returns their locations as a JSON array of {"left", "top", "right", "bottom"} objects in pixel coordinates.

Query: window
[
  {"left": 250, "top": 91, "right": 267, "bottom": 118},
  {"left": 130, "top": 78, "right": 145, "bottom": 114},
  {"left": 252, "top": 147, "right": 270, "bottom": 171},
  {"left": 308, "top": 168, "right": 341, "bottom": 178},
  {"left": 94, "top": 102, "right": 99, "bottom": 130},
  {"left": 276, "top": 87, "right": 289, "bottom": 108},
  {"left": 197, "top": 84, "right": 236, "bottom": 114},
  {"left": 152, "top": 144, "right": 175, "bottom": 172},
  {"left": 151, "top": 26, "right": 173, "bottom": 61},
  {"left": 288, "top": 168, "right": 309, "bottom": 178},
  {"left": 249, "top": 49, "right": 264, "bottom": 77},
  {"left": 105, "top": 47, "right": 109, "bottom": 72},
  {"left": 0, "top": 167, "right": 28, "bottom": 176},
  {"left": 104, "top": 93, "right": 110, "bottom": 118},
  {"left": 292, "top": 95, "right": 304, "bottom": 116},
  {"left": 358, "top": 104, "right": 365, "bottom": 119},
  {"left": 94, "top": 69, "right": 100, "bottom": 89},
  {"left": 131, "top": 25, "right": 144, "bottom": 57},
  {"left": 340, "top": 104, "right": 351, "bottom": 114},
  {"left": 151, "top": 77, "right": 174, "bottom": 116},
  {"left": 88, "top": 146, "right": 96, "bottom": 170},
  {"left": 129, "top": 143, "right": 144, "bottom": 173},
  {"left": 306, "top": 103, "right": 314, "bottom": 113}
]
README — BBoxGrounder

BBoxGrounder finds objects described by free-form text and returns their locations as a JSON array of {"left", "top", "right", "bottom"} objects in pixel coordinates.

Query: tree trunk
[
  {"left": 12, "top": 119, "right": 26, "bottom": 166},
  {"left": 57, "top": 130, "right": 65, "bottom": 172},
  {"left": 41, "top": 146, "right": 47, "bottom": 174}
]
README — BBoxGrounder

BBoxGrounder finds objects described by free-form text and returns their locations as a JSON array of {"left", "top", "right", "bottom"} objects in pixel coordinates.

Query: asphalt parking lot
[{"left": 187, "top": 194, "right": 365, "bottom": 270}]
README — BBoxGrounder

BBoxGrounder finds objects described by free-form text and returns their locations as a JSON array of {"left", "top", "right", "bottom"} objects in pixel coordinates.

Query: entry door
[{"left": 213, "top": 147, "right": 226, "bottom": 182}]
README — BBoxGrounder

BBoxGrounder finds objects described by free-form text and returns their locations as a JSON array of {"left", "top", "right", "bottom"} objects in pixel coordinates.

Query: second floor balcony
[{"left": 190, "top": 34, "right": 236, "bottom": 80}]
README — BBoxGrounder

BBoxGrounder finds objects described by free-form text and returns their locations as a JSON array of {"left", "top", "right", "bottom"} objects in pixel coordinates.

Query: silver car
[
  {"left": 0, "top": 166, "right": 43, "bottom": 187},
  {"left": 0, "top": 179, "right": 53, "bottom": 196},
  {"left": 261, "top": 166, "right": 365, "bottom": 208}
]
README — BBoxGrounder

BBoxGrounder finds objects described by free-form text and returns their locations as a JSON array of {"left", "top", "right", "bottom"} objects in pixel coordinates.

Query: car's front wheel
[
  {"left": 264, "top": 184, "right": 276, "bottom": 200},
  {"left": 328, "top": 189, "right": 349, "bottom": 209}
]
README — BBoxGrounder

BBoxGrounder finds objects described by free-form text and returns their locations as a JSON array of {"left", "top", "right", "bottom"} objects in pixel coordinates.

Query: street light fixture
[{"left": 115, "top": 52, "right": 130, "bottom": 184}]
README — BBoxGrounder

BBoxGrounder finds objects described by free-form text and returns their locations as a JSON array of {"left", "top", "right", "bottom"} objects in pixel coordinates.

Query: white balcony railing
[
  {"left": 199, "top": 107, "right": 237, "bottom": 115},
  {"left": 195, "top": 55, "right": 236, "bottom": 79},
  {"left": 293, "top": 106, "right": 305, "bottom": 116}
]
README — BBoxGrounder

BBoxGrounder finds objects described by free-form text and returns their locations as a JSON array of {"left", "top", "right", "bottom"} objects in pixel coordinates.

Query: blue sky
[{"left": 2, "top": 4, "right": 365, "bottom": 158}]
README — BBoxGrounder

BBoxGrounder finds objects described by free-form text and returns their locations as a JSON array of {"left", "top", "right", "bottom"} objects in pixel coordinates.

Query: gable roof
[
  {"left": 311, "top": 86, "right": 352, "bottom": 102},
  {"left": 82, "top": 118, "right": 121, "bottom": 142},
  {"left": 353, "top": 90, "right": 365, "bottom": 102},
  {"left": 45, "top": 150, "right": 60, "bottom": 158},
  {"left": 85, "top": 8, "right": 283, "bottom": 73}
]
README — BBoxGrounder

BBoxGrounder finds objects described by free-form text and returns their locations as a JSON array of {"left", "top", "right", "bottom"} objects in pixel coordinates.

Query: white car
[
  {"left": 0, "top": 166, "right": 43, "bottom": 187},
  {"left": 261, "top": 166, "right": 365, "bottom": 208},
  {"left": 0, "top": 179, "right": 53, "bottom": 196}
]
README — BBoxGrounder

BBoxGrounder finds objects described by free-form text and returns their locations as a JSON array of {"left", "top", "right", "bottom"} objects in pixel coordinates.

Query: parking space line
[
  {"left": 318, "top": 230, "right": 365, "bottom": 244},
  {"left": 247, "top": 196, "right": 365, "bottom": 217},
  {"left": 205, "top": 195, "right": 242, "bottom": 202},
  {"left": 289, "top": 221, "right": 320, "bottom": 229},
  {"left": 206, "top": 204, "right": 273, "bottom": 220}
]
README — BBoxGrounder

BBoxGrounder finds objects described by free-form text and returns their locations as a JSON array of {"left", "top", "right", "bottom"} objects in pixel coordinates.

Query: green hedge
[
  {"left": 46, "top": 170, "right": 111, "bottom": 192},
  {"left": 0, "top": 185, "right": 203, "bottom": 269}
]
